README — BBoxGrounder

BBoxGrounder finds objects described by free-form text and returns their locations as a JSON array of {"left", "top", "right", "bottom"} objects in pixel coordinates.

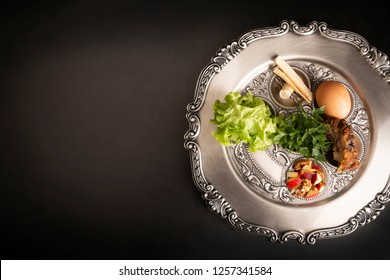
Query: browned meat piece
[{"left": 325, "top": 118, "right": 360, "bottom": 172}]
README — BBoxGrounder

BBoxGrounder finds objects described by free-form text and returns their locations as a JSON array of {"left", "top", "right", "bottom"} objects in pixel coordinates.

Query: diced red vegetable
[
  {"left": 286, "top": 177, "right": 302, "bottom": 189},
  {"left": 286, "top": 159, "right": 326, "bottom": 199},
  {"left": 316, "top": 182, "right": 325, "bottom": 192},
  {"left": 300, "top": 171, "right": 314, "bottom": 181},
  {"left": 311, "top": 164, "right": 321, "bottom": 170}
]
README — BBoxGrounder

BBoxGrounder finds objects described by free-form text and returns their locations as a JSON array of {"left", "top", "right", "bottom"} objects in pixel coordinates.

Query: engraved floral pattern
[
  {"left": 230, "top": 61, "right": 370, "bottom": 204},
  {"left": 184, "top": 20, "right": 390, "bottom": 244},
  {"left": 319, "top": 22, "right": 390, "bottom": 83},
  {"left": 303, "top": 64, "right": 336, "bottom": 85}
]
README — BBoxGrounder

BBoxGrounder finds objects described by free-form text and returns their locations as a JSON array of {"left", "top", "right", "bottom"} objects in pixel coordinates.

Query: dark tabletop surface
[{"left": 1, "top": 0, "right": 390, "bottom": 260}]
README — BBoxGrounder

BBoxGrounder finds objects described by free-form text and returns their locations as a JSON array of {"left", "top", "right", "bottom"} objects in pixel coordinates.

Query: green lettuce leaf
[{"left": 210, "top": 91, "right": 281, "bottom": 152}]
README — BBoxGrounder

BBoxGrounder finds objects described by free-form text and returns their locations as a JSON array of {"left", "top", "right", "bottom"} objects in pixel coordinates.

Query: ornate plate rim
[{"left": 184, "top": 20, "right": 390, "bottom": 244}]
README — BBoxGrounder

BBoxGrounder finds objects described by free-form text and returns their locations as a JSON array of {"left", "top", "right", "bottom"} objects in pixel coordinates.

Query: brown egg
[{"left": 315, "top": 81, "right": 352, "bottom": 119}]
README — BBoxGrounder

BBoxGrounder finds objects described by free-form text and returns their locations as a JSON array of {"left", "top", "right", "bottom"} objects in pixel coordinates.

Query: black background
[{"left": 1, "top": 0, "right": 390, "bottom": 260}]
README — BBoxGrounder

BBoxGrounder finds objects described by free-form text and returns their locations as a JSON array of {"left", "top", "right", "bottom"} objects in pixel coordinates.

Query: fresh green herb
[
  {"left": 211, "top": 92, "right": 331, "bottom": 161},
  {"left": 273, "top": 105, "right": 331, "bottom": 161},
  {"left": 210, "top": 91, "right": 281, "bottom": 152}
]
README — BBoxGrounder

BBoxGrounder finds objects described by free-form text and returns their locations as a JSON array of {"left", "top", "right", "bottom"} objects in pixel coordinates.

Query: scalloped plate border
[{"left": 184, "top": 20, "right": 390, "bottom": 244}]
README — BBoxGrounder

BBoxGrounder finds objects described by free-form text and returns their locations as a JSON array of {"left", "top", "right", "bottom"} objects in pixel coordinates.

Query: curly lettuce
[{"left": 210, "top": 91, "right": 281, "bottom": 152}]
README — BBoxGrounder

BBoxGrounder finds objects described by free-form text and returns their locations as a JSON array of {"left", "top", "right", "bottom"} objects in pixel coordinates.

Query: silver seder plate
[{"left": 184, "top": 20, "right": 390, "bottom": 244}]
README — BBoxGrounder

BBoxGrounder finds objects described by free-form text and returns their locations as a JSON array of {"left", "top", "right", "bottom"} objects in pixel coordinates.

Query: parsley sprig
[{"left": 274, "top": 105, "right": 331, "bottom": 162}]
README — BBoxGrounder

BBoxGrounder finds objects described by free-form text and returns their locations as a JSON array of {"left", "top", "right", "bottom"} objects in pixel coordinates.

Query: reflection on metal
[{"left": 184, "top": 20, "right": 390, "bottom": 244}]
